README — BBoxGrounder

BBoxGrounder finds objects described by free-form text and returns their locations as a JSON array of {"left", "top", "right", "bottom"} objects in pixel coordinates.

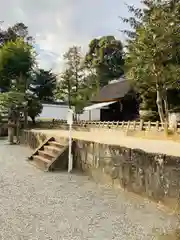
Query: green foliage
[
  {"left": 0, "top": 27, "right": 38, "bottom": 122},
  {"left": 0, "top": 22, "right": 33, "bottom": 45},
  {"left": 0, "top": 91, "right": 25, "bottom": 108},
  {"left": 1, "top": 38, "right": 34, "bottom": 76},
  {"left": 0, "top": 90, "right": 42, "bottom": 123},
  {"left": 55, "top": 68, "right": 74, "bottom": 106},
  {"left": 0, "top": 91, "right": 25, "bottom": 124},
  {"left": 27, "top": 97, "right": 43, "bottom": 122},
  {"left": 0, "top": 21, "right": 59, "bottom": 124},
  {"left": 85, "top": 36, "right": 124, "bottom": 87},
  {"left": 140, "top": 110, "right": 159, "bottom": 122},
  {"left": 0, "top": 22, "right": 34, "bottom": 92},
  {"left": 56, "top": 46, "right": 91, "bottom": 113},
  {"left": 124, "top": 0, "right": 180, "bottom": 121},
  {"left": 29, "top": 68, "right": 57, "bottom": 102},
  {"left": 0, "top": 38, "right": 35, "bottom": 90}
]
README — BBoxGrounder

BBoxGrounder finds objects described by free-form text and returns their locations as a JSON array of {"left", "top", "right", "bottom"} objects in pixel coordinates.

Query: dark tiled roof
[{"left": 92, "top": 78, "right": 131, "bottom": 103}]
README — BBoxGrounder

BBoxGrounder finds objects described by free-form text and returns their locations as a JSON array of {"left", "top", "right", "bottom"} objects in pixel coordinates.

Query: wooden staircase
[{"left": 28, "top": 137, "right": 70, "bottom": 171}]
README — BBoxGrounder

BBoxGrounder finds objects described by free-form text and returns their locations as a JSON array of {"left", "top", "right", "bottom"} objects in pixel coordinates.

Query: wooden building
[{"left": 85, "top": 78, "right": 139, "bottom": 121}]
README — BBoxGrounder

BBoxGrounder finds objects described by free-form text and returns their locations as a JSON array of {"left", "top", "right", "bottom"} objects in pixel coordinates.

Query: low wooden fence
[
  {"left": 1, "top": 119, "right": 179, "bottom": 137},
  {"left": 36, "top": 119, "right": 179, "bottom": 133}
]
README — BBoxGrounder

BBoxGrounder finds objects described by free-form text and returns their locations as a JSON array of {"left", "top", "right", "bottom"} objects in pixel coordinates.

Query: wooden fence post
[
  {"left": 127, "top": 121, "right": 130, "bottom": 131},
  {"left": 139, "top": 119, "right": 144, "bottom": 131},
  {"left": 133, "top": 121, "right": 136, "bottom": 130},
  {"left": 174, "top": 121, "right": 178, "bottom": 133},
  {"left": 156, "top": 121, "right": 159, "bottom": 131}
]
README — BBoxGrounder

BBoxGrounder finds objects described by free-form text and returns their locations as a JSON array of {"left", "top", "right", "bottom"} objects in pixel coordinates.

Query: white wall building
[
  {"left": 37, "top": 104, "right": 69, "bottom": 120},
  {"left": 37, "top": 103, "right": 100, "bottom": 121}
]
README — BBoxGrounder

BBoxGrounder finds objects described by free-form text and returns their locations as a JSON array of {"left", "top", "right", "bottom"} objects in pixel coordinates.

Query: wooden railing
[{"left": 1, "top": 118, "right": 179, "bottom": 135}]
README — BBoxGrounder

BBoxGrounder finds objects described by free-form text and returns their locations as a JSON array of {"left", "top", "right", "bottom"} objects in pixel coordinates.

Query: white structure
[
  {"left": 37, "top": 103, "right": 100, "bottom": 121},
  {"left": 37, "top": 104, "right": 69, "bottom": 120},
  {"left": 77, "top": 108, "right": 100, "bottom": 121},
  {"left": 168, "top": 112, "right": 180, "bottom": 128}
]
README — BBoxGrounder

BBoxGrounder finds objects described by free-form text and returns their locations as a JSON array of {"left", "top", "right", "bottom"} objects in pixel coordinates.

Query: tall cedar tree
[{"left": 56, "top": 46, "right": 85, "bottom": 113}]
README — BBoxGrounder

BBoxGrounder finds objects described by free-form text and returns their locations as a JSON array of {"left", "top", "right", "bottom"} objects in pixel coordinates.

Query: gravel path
[{"left": 0, "top": 140, "right": 178, "bottom": 240}]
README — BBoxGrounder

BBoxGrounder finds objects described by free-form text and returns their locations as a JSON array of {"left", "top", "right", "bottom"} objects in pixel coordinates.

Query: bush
[{"left": 140, "top": 110, "right": 159, "bottom": 122}]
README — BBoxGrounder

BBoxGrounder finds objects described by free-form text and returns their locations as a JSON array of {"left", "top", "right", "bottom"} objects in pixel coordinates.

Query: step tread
[
  {"left": 29, "top": 137, "right": 54, "bottom": 159},
  {"left": 27, "top": 138, "right": 69, "bottom": 171},
  {"left": 48, "top": 141, "right": 68, "bottom": 147},
  {"left": 44, "top": 145, "right": 61, "bottom": 152},
  {"left": 33, "top": 155, "right": 51, "bottom": 163},
  {"left": 38, "top": 150, "right": 56, "bottom": 158}
]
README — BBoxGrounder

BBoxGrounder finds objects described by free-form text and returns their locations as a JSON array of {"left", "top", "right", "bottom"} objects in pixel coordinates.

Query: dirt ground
[{"left": 33, "top": 128, "right": 180, "bottom": 157}]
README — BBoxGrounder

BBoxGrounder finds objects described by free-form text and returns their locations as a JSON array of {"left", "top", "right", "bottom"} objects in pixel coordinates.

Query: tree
[
  {"left": 0, "top": 22, "right": 57, "bottom": 128},
  {"left": 56, "top": 46, "right": 88, "bottom": 114},
  {"left": 85, "top": 36, "right": 124, "bottom": 87},
  {"left": 0, "top": 38, "right": 35, "bottom": 90},
  {"left": 56, "top": 69, "right": 73, "bottom": 108},
  {"left": 29, "top": 68, "right": 57, "bottom": 102},
  {"left": 0, "top": 22, "right": 33, "bottom": 46},
  {"left": 124, "top": 0, "right": 180, "bottom": 122},
  {"left": 27, "top": 97, "right": 43, "bottom": 124},
  {"left": 72, "top": 72, "right": 98, "bottom": 114},
  {"left": 64, "top": 46, "right": 83, "bottom": 98},
  {"left": 0, "top": 37, "right": 35, "bottom": 139},
  {"left": 0, "top": 22, "right": 34, "bottom": 91}
]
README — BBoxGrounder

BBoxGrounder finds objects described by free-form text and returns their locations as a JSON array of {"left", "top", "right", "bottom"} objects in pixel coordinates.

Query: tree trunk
[
  {"left": 8, "top": 121, "right": 15, "bottom": 144},
  {"left": 15, "top": 119, "right": 20, "bottom": 144},
  {"left": 67, "top": 77, "right": 71, "bottom": 109},
  {"left": 15, "top": 109, "right": 21, "bottom": 144},
  {"left": 163, "top": 90, "right": 169, "bottom": 123},
  {"left": 73, "top": 113, "right": 77, "bottom": 121},
  {"left": 30, "top": 116, "right": 36, "bottom": 125},
  {"left": 24, "top": 110, "right": 28, "bottom": 129},
  {"left": 8, "top": 108, "right": 16, "bottom": 144},
  {"left": 162, "top": 90, "right": 169, "bottom": 134},
  {"left": 156, "top": 86, "right": 165, "bottom": 123}
]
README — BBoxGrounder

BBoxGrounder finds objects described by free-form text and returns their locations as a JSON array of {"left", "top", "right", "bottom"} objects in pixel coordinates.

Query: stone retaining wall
[
  {"left": 20, "top": 130, "right": 47, "bottom": 149},
  {"left": 74, "top": 140, "right": 180, "bottom": 207},
  {"left": 21, "top": 130, "right": 180, "bottom": 209}
]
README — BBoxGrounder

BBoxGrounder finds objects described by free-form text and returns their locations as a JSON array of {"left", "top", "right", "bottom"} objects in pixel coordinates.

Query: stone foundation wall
[
  {"left": 73, "top": 140, "right": 180, "bottom": 208},
  {"left": 20, "top": 130, "right": 48, "bottom": 149},
  {"left": 21, "top": 130, "right": 180, "bottom": 208}
]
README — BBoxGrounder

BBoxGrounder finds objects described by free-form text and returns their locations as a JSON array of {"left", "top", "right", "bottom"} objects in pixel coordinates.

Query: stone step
[
  {"left": 32, "top": 155, "right": 51, "bottom": 171},
  {"left": 48, "top": 141, "right": 67, "bottom": 148},
  {"left": 44, "top": 145, "right": 62, "bottom": 155},
  {"left": 38, "top": 150, "right": 56, "bottom": 161}
]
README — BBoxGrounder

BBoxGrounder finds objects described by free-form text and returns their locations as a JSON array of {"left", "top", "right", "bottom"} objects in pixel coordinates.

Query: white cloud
[{"left": 0, "top": 0, "right": 141, "bottom": 72}]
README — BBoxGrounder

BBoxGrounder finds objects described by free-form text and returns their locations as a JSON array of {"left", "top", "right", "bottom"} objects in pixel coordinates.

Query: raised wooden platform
[{"left": 28, "top": 137, "right": 70, "bottom": 171}]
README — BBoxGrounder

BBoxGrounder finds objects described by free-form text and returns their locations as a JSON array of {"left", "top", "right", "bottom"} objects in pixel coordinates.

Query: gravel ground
[{"left": 0, "top": 140, "right": 178, "bottom": 240}]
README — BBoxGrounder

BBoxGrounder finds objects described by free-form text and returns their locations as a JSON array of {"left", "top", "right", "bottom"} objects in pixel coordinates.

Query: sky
[{"left": 0, "top": 0, "right": 142, "bottom": 72}]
